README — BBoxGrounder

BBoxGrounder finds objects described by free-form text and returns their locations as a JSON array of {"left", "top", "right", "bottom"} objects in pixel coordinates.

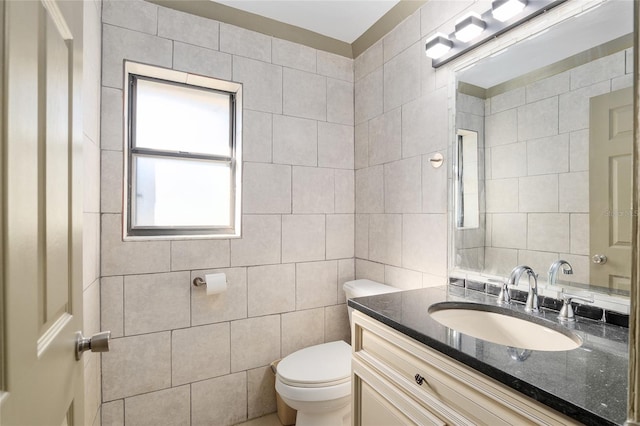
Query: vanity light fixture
[
  {"left": 425, "top": 33, "right": 453, "bottom": 59},
  {"left": 426, "top": 0, "right": 565, "bottom": 68},
  {"left": 454, "top": 13, "right": 486, "bottom": 43},
  {"left": 492, "top": 0, "right": 528, "bottom": 22}
]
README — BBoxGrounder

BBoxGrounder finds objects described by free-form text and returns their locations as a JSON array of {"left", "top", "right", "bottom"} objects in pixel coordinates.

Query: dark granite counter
[{"left": 348, "top": 285, "right": 629, "bottom": 426}]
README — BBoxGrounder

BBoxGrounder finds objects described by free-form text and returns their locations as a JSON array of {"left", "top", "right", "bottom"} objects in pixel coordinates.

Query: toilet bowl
[{"left": 274, "top": 279, "right": 400, "bottom": 426}]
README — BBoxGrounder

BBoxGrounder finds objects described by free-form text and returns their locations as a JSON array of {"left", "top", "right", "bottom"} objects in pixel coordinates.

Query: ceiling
[{"left": 212, "top": 0, "right": 401, "bottom": 43}]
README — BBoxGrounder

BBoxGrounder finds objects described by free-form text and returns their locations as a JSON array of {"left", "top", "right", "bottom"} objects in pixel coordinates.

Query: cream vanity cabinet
[{"left": 351, "top": 311, "right": 581, "bottom": 426}]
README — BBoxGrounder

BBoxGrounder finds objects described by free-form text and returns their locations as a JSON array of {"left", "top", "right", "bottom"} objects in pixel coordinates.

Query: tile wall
[
  {"left": 482, "top": 49, "right": 633, "bottom": 284},
  {"left": 98, "top": 1, "right": 354, "bottom": 424},
  {"left": 83, "top": 1, "right": 103, "bottom": 425}
]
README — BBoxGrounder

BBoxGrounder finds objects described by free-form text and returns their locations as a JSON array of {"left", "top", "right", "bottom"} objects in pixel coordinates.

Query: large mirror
[{"left": 451, "top": 0, "right": 634, "bottom": 301}]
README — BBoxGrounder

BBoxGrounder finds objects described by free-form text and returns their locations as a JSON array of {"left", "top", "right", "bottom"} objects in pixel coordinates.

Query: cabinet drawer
[{"left": 353, "top": 311, "right": 580, "bottom": 426}]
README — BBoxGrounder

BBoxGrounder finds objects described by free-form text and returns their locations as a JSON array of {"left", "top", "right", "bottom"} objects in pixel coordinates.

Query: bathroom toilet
[{"left": 275, "top": 279, "right": 400, "bottom": 426}]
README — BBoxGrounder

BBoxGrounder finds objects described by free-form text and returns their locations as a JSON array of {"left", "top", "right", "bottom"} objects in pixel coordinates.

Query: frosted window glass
[
  {"left": 135, "top": 78, "right": 231, "bottom": 156},
  {"left": 134, "top": 156, "right": 231, "bottom": 227}
]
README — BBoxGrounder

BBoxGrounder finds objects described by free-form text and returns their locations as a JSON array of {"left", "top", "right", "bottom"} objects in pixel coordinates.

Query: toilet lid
[{"left": 277, "top": 341, "right": 351, "bottom": 388}]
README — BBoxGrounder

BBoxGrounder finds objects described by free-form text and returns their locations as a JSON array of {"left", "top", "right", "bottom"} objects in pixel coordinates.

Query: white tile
[
  {"left": 559, "top": 81, "right": 610, "bottom": 133},
  {"left": 243, "top": 163, "right": 292, "bottom": 214},
  {"left": 383, "top": 42, "right": 421, "bottom": 112},
  {"left": 384, "top": 157, "right": 421, "bottom": 213},
  {"left": 355, "top": 214, "right": 369, "bottom": 259},
  {"left": 272, "top": 115, "right": 317, "bottom": 166},
  {"left": 570, "top": 214, "right": 589, "bottom": 256},
  {"left": 456, "top": 93, "right": 485, "bottom": 116},
  {"left": 172, "top": 323, "right": 230, "bottom": 385},
  {"left": 422, "top": 273, "right": 447, "bottom": 288},
  {"left": 491, "top": 142, "right": 527, "bottom": 179},
  {"left": 292, "top": 167, "right": 335, "bottom": 213},
  {"left": 100, "top": 87, "right": 123, "bottom": 151},
  {"left": 282, "top": 215, "right": 325, "bottom": 263},
  {"left": 101, "top": 214, "right": 171, "bottom": 276},
  {"left": 422, "top": 154, "right": 448, "bottom": 213},
  {"left": 517, "top": 250, "right": 559, "bottom": 282},
  {"left": 483, "top": 247, "right": 518, "bottom": 276},
  {"left": 485, "top": 178, "right": 518, "bottom": 213},
  {"left": 369, "top": 108, "right": 402, "bottom": 166},
  {"left": 283, "top": 68, "right": 327, "bottom": 121},
  {"left": 327, "top": 78, "right": 354, "bottom": 126},
  {"left": 385, "top": 266, "right": 421, "bottom": 291},
  {"left": 420, "top": 0, "right": 472, "bottom": 37},
  {"left": 173, "top": 42, "right": 232, "bottom": 80},
  {"left": 335, "top": 169, "right": 355, "bottom": 214},
  {"left": 191, "top": 267, "right": 248, "bottom": 326},
  {"left": 317, "top": 50, "right": 353, "bottom": 82},
  {"left": 83, "top": 213, "right": 100, "bottom": 288},
  {"left": 102, "top": 400, "right": 124, "bottom": 426},
  {"left": 102, "top": 24, "right": 172, "bottom": 89},
  {"left": 192, "top": 373, "right": 247, "bottom": 426},
  {"left": 296, "top": 261, "right": 338, "bottom": 310},
  {"left": 83, "top": 139, "right": 100, "bottom": 212},
  {"left": 490, "top": 87, "right": 525, "bottom": 114},
  {"left": 157, "top": 6, "right": 219, "bottom": 50},
  {"left": 354, "top": 121, "right": 369, "bottom": 169},
  {"left": 402, "top": 88, "right": 448, "bottom": 157},
  {"left": 247, "top": 366, "right": 277, "bottom": 419},
  {"left": 338, "top": 259, "right": 355, "bottom": 303},
  {"left": 369, "top": 214, "right": 402, "bottom": 266},
  {"left": 326, "top": 214, "right": 355, "bottom": 260},
  {"left": 569, "top": 130, "right": 589, "bottom": 172},
  {"left": 355, "top": 68, "right": 383, "bottom": 124},
  {"left": 559, "top": 171, "right": 589, "bottom": 213},
  {"left": 220, "top": 23, "right": 271, "bottom": 62},
  {"left": 383, "top": 11, "right": 420, "bottom": 62},
  {"left": 355, "top": 259, "right": 385, "bottom": 282},
  {"left": 527, "top": 213, "right": 570, "bottom": 252},
  {"left": 518, "top": 175, "right": 558, "bottom": 213},
  {"left": 233, "top": 56, "right": 282, "bottom": 114},
  {"left": 525, "top": 71, "right": 570, "bottom": 103},
  {"left": 612, "top": 74, "right": 633, "bottom": 92},
  {"left": 125, "top": 386, "right": 190, "bottom": 426},
  {"left": 101, "top": 276, "right": 124, "bottom": 338},
  {"left": 281, "top": 308, "right": 325, "bottom": 356},
  {"left": 517, "top": 97, "right": 559, "bottom": 141},
  {"left": 402, "top": 214, "right": 447, "bottom": 275},
  {"left": 485, "top": 108, "right": 518, "bottom": 148},
  {"left": 230, "top": 215, "right": 281, "bottom": 266},
  {"left": 491, "top": 214, "right": 527, "bottom": 249},
  {"left": 272, "top": 38, "right": 316, "bottom": 72},
  {"left": 570, "top": 51, "right": 625, "bottom": 90},
  {"left": 247, "top": 264, "right": 295, "bottom": 317},
  {"left": 355, "top": 166, "right": 384, "bottom": 213},
  {"left": 354, "top": 40, "right": 382, "bottom": 81},
  {"left": 170, "top": 239, "right": 230, "bottom": 271},
  {"left": 243, "top": 110, "right": 272, "bottom": 163},
  {"left": 231, "top": 316, "right": 280, "bottom": 371},
  {"left": 526, "top": 133, "right": 569, "bottom": 176},
  {"left": 124, "top": 272, "right": 190, "bottom": 335},
  {"left": 626, "top": 48, "right": 634, "bottom": 74},
  {"left": 102, "top": 0, "right": 157, "bottom": 35},
  {"left": 101, "top": 150, "right": 122, "bottom": 213},
  {"left": 324, "top": 304, "right": 350, "bottom": 344},
  {"left": 102, "top": 332, "right": 171, "bottom": 401}
]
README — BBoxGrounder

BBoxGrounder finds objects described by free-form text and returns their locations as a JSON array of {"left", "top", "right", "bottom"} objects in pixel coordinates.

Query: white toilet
[{"left": 275, "top": 279, "right": 400, "bottom": 426}]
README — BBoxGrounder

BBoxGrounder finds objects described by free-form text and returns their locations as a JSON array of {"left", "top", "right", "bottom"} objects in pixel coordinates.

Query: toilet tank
[{"left": 343, "top": 279, "right": 401, "bottom": 323}]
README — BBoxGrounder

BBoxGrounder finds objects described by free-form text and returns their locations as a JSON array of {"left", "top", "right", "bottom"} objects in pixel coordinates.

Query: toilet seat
[{"left": 277, "top": 341, "right": 351, "bottom": 388}]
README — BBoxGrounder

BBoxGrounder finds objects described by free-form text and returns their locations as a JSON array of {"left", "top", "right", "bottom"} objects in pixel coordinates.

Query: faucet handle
[{"left": 558, "top": 292, "right": 594, "bottom": 322}]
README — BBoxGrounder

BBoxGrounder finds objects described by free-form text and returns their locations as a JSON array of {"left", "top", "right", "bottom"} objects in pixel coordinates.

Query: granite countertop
[{"left": 348, "top": 285, "right": 629, "bottom": 426}]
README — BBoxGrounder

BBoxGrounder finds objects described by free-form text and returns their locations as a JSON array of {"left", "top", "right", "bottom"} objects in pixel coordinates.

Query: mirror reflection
[{"left": 452, "top": 0, "right": 633, "bottom": 297}]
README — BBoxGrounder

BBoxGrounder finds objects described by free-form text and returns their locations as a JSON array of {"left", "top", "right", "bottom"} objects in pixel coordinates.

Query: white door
[
  {"left": 589, "top": 87, "right": 633, "bottom": 292},
  {"left": 1, "top": 1, "right": 86, "bottom": 424}
]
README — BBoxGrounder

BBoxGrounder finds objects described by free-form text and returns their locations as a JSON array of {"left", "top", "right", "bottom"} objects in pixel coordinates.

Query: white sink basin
[{"left": 428, "top": 302, "right": 582, "bottom": 351}]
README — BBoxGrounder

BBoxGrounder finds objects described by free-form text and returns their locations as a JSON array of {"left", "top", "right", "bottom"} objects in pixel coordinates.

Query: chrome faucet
[
  {"left": 548, "top": 260, "right": 573, "bottom": 286},
  {"left": 507, "top": 265, "right": 539, "bottom": 313}
]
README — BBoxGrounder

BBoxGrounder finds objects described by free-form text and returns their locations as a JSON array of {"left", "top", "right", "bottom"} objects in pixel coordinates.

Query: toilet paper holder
[{"left": 193, "top": 277, "right": 206, "bottom": 287}]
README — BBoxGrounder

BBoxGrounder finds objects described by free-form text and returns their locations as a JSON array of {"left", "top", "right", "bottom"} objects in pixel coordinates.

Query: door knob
[
  {"left": 592, "top": 254, "right": 607, "bottom": 264},
  {"left": 75, "top": 331, "right": 111, "bottom": 360}
]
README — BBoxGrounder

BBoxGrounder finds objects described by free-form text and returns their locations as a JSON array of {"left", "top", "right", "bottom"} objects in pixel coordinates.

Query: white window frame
[{"left": 123, "top": 61, "right": 242, "bottom": 240}]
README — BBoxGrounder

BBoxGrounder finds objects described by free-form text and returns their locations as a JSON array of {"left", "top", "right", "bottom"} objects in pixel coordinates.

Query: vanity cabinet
[{"left": 351, "top": 311, "right": 581, "bottom": 426}]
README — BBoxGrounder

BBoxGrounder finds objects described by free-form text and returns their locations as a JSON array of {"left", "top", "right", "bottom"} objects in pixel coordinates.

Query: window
[{"left": 124, "top": 62, "right": 242, "bottom": 238}]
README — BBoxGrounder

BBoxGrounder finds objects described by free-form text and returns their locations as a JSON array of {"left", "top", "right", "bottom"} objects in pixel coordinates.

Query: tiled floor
[{"left": 235, "top": 413, "right": 285, "bottom": 426}]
